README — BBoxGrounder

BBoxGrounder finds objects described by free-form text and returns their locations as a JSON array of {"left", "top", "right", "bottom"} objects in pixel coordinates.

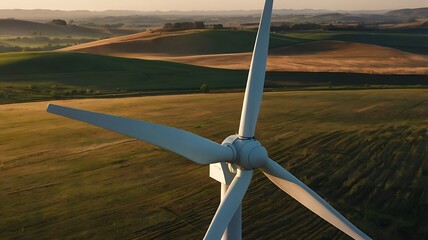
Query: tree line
[{"left": 163, "top": 22, "right": 224, "bottom": 31}]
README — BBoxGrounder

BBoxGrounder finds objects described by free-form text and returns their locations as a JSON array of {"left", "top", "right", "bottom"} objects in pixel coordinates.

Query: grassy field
[
  {"left": 1, "top": 51, "right": 427, "bottom": 104},
  {"left": 282, "top": 31, "right": 428, "bottom": 55},
  {"left": 0, "top": 89, "right": 427, "bottom": 239},
  {"left": 0, "top": 36, "right": 99, "bottom": 52},
  {"left": 0, "top": 51, "right": 247, "bottom": 103},
  {"left": 0, "top": 52, "right": 245, "bottom": 89}
]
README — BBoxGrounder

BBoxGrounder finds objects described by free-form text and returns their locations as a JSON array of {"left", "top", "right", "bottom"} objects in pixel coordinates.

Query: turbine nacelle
[{"left": 222, "top": 135, "right": 268, "bottom": 170}]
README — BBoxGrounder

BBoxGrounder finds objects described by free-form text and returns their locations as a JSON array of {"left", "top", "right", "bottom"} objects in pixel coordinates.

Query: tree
[
  {"left": 200, "top": 83, "right": 210, "bottom": 93},
  {"left": 195, "top": 21, "right": 205, "bottom": 28},
  {"left": 50, "top": 91, "right": 60, "bottom": 98},
  {"left": 213, "top": 24, "right": 224, "bottom": 29},
  {"left": 50, "top": 19, "right": 67, "bottom": 26},
  {"left": 290, "top": 22, "right": 321, "bottom": 30},
  {"left": 174, "top": 22, "right": 195, "bottom": 30},
  {"left": 163, "top": 23, "right": 174, "bottom": 30},
  {"left": 105, "top": 23, "right": 124, "bottom": 29},
  {"left": 0, "top": 91, "right": 9, "bottom": 102},
  {"left": 271, "top": 24, "right": 290, "bottom": 31}
]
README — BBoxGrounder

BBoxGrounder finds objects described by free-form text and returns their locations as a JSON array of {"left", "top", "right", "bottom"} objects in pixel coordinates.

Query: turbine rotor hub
[{"left": 222, "top": 135, "right": 268, "bottom": 170}]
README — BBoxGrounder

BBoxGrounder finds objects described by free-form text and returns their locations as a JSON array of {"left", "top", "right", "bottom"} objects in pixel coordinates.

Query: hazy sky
[{"left": 0, "top": 0, "right": 426, "bottom": 11}]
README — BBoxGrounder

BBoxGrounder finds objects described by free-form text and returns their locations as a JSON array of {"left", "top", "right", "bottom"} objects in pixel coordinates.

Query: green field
[
  {"left": 1, "top": 51, "right": 427, "bottom": 104},
  {"left": 0, "top": 19, "right": 138, "bottom": 53},
  {"left": 0, "top": 52, "right": 247, "bottom": 103},
  {"left": 0, "top": 36, "right": 98, "bottom": 52},
  {"left": 0, "top": 52, "right": 245, "bottom": 88},
  {"left": 282, "top": 31, "right": 428, "bottom": 55},
  {"left": 1, "top": 89, "right": 427, "bottom": 239}
]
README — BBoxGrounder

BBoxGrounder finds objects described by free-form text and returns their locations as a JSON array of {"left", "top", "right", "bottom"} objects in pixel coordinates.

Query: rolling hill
[
  {"left": 0, "top": 89, "right": 427, "bottom": 239},
  {"left": 285, "top": 31, "right": 428, "bottom": 55},
  {"left": 0, "top": 51, "right": 427, "bottom": 104},
  {"left": 61, "top": 30, "right": 305, "bottom": 55},
  {"left": 61, "top": 30, "right": 428, "bottom": 75},
  {"left": 0, "top": 51, "right": 246, "bottom": 89},
  {"left": 386, "top": 7, "right": 428, "bottom": 18},
  {"left": 0, "top": 19, "right": 137, "bottom": 37}
]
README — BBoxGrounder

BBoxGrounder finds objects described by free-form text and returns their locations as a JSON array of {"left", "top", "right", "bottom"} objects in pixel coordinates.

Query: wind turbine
[{"left": 47, "top": 0, "right": 371, "bottom": 239}]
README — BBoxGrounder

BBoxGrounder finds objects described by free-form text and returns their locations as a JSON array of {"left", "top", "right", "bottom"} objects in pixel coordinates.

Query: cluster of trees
[
  {"left": 0, "top": 46, "right": 22, "bottom": 53},
  {"left": 0, "top": 45, "right": 62, "bottom": 53},
  {"left": 162, "top": 22, "right": 225, "bottom": 31},
  {"left": 271, "top": 23, "right": 322, "bottom": 31},
  {"left": 323, "top": 23, "right": 371, "bottom": 31},
  {"left": 52, "top": 88, "right": 99, "bottom": 97},
  {"left": 163, "top": 21, "right": 205, "bottom": 31},
  {"left": 50, "top": 19, "right": 67, "bottom": 26},
  {"left": 0, "top": 36, "right": 95, "bottom": 53},
  {"left": 80, "top": 22, "right": 125, "bottom": 29},
  {"left": 0, "top": 91, "right": 9, "bottom": 101},
  {"left": 47, "top": 19, "right": 125, "bottom": 29},
  {"left": 213, "top": 24, "right": 224, "bottom": 29}
]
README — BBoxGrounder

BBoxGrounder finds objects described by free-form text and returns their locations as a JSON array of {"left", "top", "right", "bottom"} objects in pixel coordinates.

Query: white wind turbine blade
[
  {"left": 47, "top": 104, "right": 233, "bottom": 165},
  {"left": 203, "top": 169, "right": 253, "bottom": 240},
  {"left": 238, "top": 0, "right": 273, "bottom": 138},
  {"left": 262, "top": 159, "right": 371, "bottom": 240}
]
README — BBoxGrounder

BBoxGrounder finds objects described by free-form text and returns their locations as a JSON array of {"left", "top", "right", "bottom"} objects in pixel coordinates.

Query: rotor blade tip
[
  {"left": 46, "top": 103, "right": 58, "bottom": 112},
  {"left": 47, "top": 103, "right": 62, "bottom": 114}
]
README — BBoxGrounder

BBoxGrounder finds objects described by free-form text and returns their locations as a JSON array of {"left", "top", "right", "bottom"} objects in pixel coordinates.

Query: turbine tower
[{"left": 47, "top": 0, "right": 371, "bottom": 239}]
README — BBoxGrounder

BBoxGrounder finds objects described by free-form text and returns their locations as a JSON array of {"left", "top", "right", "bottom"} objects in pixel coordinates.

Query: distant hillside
[
  {"left": 0, "top": 19, "right": 137, "bottom": 37},
  {"left": 0, "top": 9, "right": 393, "bottom": 28},
  {"left": 0, "top": 9, "right": 369, "bottom": 21},
  {"left": 294, "top": 13, "right": 400, "bottom": 24},
  {"left": 0, "top": 8, "right": 417, "bottom": 27},
  {"left": 0, "top": 9, "right": 143, "bottom": 21},
  {"left": 61, "top": 30, "right": 305, "bottom": 55},
  {"left": 386, "top": 7, "right": 428, "bottom": 18}
]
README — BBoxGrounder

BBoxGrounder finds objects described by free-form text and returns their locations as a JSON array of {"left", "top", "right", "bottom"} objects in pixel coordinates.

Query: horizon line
[{"left": 0, "top": 7, "right": 402, "bottom": 12}]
